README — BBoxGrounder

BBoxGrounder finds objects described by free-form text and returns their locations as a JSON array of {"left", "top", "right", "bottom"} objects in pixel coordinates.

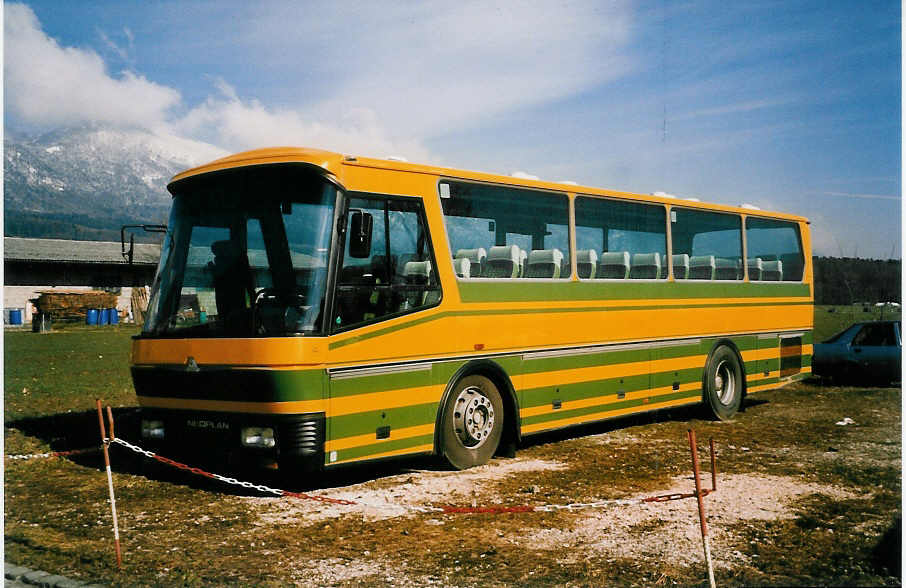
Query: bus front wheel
[
  {"left": 440, "top": 375, "right": 504, "bottom": 470},
  {"left": 704, "top": 345, "right": 743, "bottom": 420}
]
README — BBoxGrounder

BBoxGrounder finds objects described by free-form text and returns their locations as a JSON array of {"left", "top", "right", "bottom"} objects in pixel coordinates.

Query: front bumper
[{"left": 139, "top": 408, "right": 325, "bottom": 473}]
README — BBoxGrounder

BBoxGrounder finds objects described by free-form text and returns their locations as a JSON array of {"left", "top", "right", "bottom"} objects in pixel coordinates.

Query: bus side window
[
  {"left": 744, "top": 217, "right": 804, "bottom": 281},
  {"left": 438, "top": 180, "right": 571, "bottom": 279},
  {"left": 333, "top": 194, "right": 440, "bottom": 331},
  {"left": 671, "top": 208, "right": 743, "bottom": 281},
  {"left": 574, "top": 196, "right": 667, "bottom": 280}
]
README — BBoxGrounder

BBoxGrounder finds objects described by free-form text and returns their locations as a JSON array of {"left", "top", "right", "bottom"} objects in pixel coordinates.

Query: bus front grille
[{"left": 278, "top": 413, "right": 325, "bottom": 458}]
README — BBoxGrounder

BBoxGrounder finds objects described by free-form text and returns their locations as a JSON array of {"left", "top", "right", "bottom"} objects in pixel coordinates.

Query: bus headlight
[
  {"left": 241, "top": 427, "right": 276, "bottom": 449},
  {"left": 141, "top": 419, "right": 165, "bottom": 439}
]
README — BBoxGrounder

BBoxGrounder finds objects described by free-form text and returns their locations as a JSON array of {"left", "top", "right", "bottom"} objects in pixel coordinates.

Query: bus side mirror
[{"left": 349, "top": 210, "right": 373, "bottom": 258}]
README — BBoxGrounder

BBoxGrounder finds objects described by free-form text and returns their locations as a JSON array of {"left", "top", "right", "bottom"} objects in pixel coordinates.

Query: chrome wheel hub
[
  {"left": 453, "top": 386, "right": 495, "bottom": 448},
  {"left": 715, "top": 360, "right": 736, "bottom": 404}
]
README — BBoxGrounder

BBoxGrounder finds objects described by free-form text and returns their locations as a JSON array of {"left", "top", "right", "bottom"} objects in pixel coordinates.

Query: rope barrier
[
  {"left": 6, "top": 446, "right": 101, "bottom": 460},
  {"left": 109, "top": 436, "right": 716, "bottom": 515},
  {"left": 6, "top": 433, "right": 717, "bottom": 515}
]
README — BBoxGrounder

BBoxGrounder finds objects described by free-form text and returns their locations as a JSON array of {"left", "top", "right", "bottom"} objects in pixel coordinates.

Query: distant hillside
[
  {"left": 813, "top": 256, "right": 901, "bottom": 305},
  {"left": 4, "top": 126, "right": 226, "bottom": 242}
]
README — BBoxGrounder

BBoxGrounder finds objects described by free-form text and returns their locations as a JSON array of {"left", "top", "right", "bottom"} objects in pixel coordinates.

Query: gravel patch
[
  {"left": 251, "top": 458, "right": 566, "bottom": 524},
  {"left": 290, "top": 558, "right": 445, "bottom": 587},
  {"left": 517, "top": 472, "right": 859, "bottom": 568}
]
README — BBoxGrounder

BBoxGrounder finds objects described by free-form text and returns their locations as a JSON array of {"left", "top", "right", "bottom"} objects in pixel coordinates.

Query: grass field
[{"left": 4, "top": 309, "right": 901, "bottom": 586}]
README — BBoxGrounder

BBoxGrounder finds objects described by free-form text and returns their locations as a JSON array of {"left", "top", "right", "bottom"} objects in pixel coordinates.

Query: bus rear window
[{"left": 745, "top": 217, "right": 805, "bottom": 281}]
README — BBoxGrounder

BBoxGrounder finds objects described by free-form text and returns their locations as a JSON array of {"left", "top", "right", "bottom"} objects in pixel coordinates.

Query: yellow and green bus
[{"left": 132, "top": 147, "right": 813, "bottom": 473}]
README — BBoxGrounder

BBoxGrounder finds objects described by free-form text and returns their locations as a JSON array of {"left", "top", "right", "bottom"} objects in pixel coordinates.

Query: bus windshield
[{"left": 143, "top": 165, "right": 337, "bottom": 337}]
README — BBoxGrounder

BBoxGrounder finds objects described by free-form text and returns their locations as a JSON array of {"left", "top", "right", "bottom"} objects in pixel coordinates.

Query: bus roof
[{"left": 168, "top": 146, "right": 809, "bottom": 223}]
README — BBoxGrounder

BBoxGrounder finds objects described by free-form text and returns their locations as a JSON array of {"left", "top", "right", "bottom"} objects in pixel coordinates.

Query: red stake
[
  {"left": 97, "top": 399, "right": 123, "bottom": 570},
  {"left": 710, "top": 437, "right": 717, "bottom": 492},
  {"left": 689, "top": 429, "right": 716, "bottom": 588}
]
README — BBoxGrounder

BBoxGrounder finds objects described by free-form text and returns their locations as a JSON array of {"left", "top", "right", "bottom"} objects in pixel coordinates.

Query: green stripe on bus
[
  {"left": 521, "top": 389, "right": 700, "bottom": 428},
  {"left": 650, "top": 367, "right": 704, "bottom": 389},
  {"left": 521, "top": 374, "right": 652, "bottom": 409},
  {"left": 329, "top": 433, "right": 435, "bottom": 464},
  {"left": 328, "top": 403, "right": 435, "bottom": 440},
  {"left": 457, "top": 280, "right": 811, "bottom": 303},
  {"left": 328, "top": 334, "right": 772, "bottom": 412}
]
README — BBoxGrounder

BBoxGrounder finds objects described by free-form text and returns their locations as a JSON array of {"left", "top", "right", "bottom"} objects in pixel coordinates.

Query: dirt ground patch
[
  {"left": 254, "top": 458, "right": 566, "bottom": 524},
  {"left": 522, "top": 472, "right": 860, "bottom": 568},
  {"left": 5, "top": 380, "right": 901, "bottom": 586}
]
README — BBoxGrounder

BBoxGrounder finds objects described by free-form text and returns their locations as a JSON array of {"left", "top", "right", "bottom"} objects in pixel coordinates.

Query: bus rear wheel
[
  {"left": 704, "top": 345, "right": 743, "bottom": 420},
  {"left": 440, "top": 375, "right": 504, "bottom": 470}
]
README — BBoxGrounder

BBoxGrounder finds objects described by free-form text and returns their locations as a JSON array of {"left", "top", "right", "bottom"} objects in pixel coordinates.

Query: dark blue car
[{"left": 813, "top": 321, "right": 901, "bottom": 385}]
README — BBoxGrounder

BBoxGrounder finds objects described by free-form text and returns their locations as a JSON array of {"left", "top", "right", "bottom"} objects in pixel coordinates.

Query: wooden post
[
  {"left": 96, "top": 399, "right": 123, "bottom": 570},
  {"left": 689, "top": 429, "right": 716, "bottom": 588}
]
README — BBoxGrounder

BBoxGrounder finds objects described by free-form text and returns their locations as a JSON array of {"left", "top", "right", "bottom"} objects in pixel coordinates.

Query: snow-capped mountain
[{"left": 4, "top": 126, "right": 227, "bottom": 238}]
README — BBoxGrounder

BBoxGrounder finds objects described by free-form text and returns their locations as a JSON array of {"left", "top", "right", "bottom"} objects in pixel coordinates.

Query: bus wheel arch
[
  {"left": 435, "top": 360, "right": 519, "bottom": 469},
  {"left": 702, "top": 339, "right": 747, "bottom": 420}
]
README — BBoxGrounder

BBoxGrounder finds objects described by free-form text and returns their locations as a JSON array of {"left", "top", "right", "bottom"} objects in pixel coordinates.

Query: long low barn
[{"left": 4, "top": 237, "right": 161, "bottom": 324}]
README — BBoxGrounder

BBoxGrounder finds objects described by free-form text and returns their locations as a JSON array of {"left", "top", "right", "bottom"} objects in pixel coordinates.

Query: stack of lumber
[
  {"left": 32, "top": 290, "right": 119, "bottom": 321},
  {"left": 131, "top": 286, "right": 150, "bottom": 324}
]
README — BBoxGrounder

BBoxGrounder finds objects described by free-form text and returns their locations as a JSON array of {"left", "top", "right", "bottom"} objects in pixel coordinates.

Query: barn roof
[{"left": 4, "top": 237, "right": 161, "bottom": 266}]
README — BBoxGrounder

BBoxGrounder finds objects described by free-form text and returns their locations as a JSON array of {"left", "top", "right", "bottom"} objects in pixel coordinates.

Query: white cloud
[
  {"left": 176, "top": 80, "right": 435, "bottom": 161},
  {"left": 238, "top": 1, "right": 634, "bottom": 138},
  {"left": 4, "top": 4, "right": 437, "bottom": 161},
  {"left": 5, "top": 1, "right": 634, "bottom": 165},
  {"left": 4, "top": 3, "right": 179, "bottom": 130}
]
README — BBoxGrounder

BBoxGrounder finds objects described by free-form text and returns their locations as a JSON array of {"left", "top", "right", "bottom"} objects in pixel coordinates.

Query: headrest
[
  {"left": 600, "top": 251, "right": 630, "bottom": 265},
  {"left": 527, "top": 248, "right": 564, "bottom": 266},
  {"left": 455, "top": 248, "right": 487, "bottom": 263},
  {"left": 762, "top": 260, "right": 783, "bottom": 280},
  {"left": 404, "top": 260, "right": 432, "bottom": 278},
  {"left": 453, "top": 257, "right": 471, "bottom": 278},
  {"left": 576, "top": 249, "right": 598, "bottom": 264},
  {"left": 716, "top": 257, "right": 738, "bottom": 268},
  {"left": 631, "top": 252, "right": 660, "bottom": 268},
  {"left": 487, "top": 245, "right": 521, "bottom": 264}
]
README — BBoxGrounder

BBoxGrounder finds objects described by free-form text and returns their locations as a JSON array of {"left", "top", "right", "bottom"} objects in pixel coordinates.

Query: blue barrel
[
  {"left": 108, "top": 308, "right": 119, "bottom": 325},
  {"left": 9, "top": 309, "right": 22, "bottom": 325},
  {"left": 85, "top": 308, "right": 99, "bottom": 325},
  {"left": 98, "top": 308, "right": 109, "bottom": 326}
]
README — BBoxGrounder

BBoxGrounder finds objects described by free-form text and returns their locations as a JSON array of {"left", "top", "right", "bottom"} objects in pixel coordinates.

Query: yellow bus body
[{"left": 133, "top": 147, "right": 813, "bottom": 468}]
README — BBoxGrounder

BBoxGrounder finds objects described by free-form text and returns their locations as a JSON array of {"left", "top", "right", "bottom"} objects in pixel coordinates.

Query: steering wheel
[{"left": 252, "top": 287, "right": 308, "bottom": 335}]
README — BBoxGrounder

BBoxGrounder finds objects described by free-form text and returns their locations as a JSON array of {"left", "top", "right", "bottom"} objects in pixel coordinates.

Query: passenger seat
[
  {"left": 599, "top": 251, "right": 630, "bottom": 279},
  {"left": 455, "top": 248, "right": 487, "bottom": 278},
  {"left": 525, "top": 249, "right": 564, "bottom": 278}
]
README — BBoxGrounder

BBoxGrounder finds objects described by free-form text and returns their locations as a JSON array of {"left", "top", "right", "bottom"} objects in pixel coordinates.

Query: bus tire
[
  {"left": 440, "top": 375, "right": 504, "bottom": 470},
  {"left": 704, "top": 345, "right": 743, "bottom": 420}
]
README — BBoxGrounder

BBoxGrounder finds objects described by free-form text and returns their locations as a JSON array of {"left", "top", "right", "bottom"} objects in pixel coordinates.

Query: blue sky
[{"left": 4, "top": 1, "right": 901, "bottom": 258}]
